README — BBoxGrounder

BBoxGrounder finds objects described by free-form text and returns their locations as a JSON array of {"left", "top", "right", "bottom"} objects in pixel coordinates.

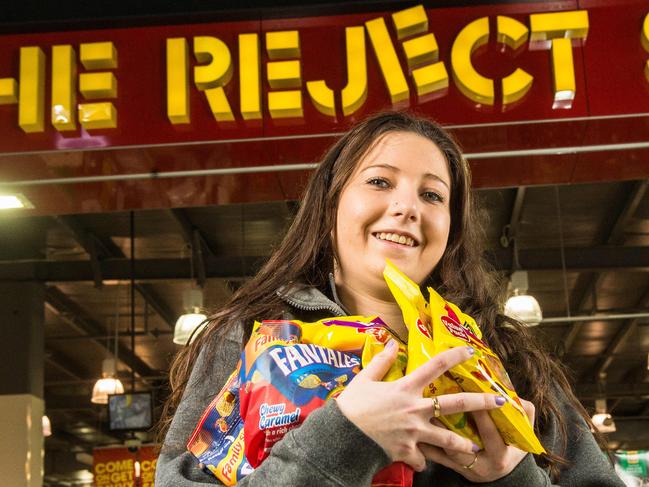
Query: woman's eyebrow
[
  {"left": 361, "top": 163, "right": 399, "bottom": 173},
  {"left": 423, "top": 173, "right": 450, "bottom": 191},
  {"left": 361, "top": 164, "right": 450, "bottom": 190}
]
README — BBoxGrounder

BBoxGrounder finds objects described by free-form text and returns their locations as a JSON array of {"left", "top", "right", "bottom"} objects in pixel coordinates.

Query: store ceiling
[{"left": 1, "top": 178, "right": 648, "bottom": 484}]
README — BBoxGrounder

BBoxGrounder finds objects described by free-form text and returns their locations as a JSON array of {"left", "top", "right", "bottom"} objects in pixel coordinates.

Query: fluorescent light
[{"left": 0, "top": 194, "right": 33, "bottom": 209}]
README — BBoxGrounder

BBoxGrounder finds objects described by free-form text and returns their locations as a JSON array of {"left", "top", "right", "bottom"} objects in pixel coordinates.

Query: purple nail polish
[
  {"left": 472, "top": 443, "right": 481, "bottom": 453},
  {"left": 495, "top": 396, "right": 506, "bottom": 406},
  {"left": 467, "top": 346, "right": 475, "bottom": 355}
]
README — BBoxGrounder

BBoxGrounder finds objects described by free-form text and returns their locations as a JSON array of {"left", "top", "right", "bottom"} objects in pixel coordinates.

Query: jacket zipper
[{"left": 277, "top": 292, "right": 345, "bottom": 316}]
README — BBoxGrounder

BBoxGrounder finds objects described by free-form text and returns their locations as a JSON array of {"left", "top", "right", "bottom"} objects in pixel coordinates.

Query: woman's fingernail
[
  {"left": 472, "top": 443, "right": 481, "bottom": 453},
  {"left": 466, "top": 347, "right": 475, "bottom": 355},
  {"left": 495, "top": 396, "right": 506, "bottom": 406},
  {"left": 386, "top": 339, "right": 397, "bottom": 351}
]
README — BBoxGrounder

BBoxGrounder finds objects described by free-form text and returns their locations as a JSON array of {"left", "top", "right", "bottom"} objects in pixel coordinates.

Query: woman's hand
[
  {"left": 335, "top": 343, "right": 505, "bottom": 472},
  {"left": 421, "top": 398, "right": 536, "bottom": 482}
]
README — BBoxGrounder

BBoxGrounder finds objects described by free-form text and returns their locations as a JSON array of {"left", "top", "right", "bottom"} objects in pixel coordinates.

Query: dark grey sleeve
[
  {"left": 155, "top": 329, "right": 391, "bottom": 487},
  {"left": 460, "top": 388, "right": 625, "bottom": 487}
]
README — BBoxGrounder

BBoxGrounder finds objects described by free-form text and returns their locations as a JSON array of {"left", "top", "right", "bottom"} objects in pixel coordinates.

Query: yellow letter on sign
[
  {"left": 0, "top": 78, "right": 17, "bottom": 104},
  {"left": 451, "top": 17, "right": 493, "bottom": 105},
  {"left": 393, "top": 5, "right": 448, "bottom": 98},
  {"left": 497, "top": 16, "right": 533, "bottom": 106},
  {"left": 641, "top": 13, "right": 649, "bottom": 82},
  {"left": 193, "top": 36, "right": 234, "bottom": 122},
  {"left": 239, "top": 33, "right": 261, "bottom": 120},
  {"left": 306, "top": 25, "right": 367, "bottom": 118},
  {"left": 530, "top": 10, "right": 589, "bottom": 107},
  {"left": 266, "top": 31, "right": 303, "bottom": 119},
  {"left": 78, "top": 41, "right": 118, "bottom": 129},
  {"left": 51, "top": 45, "right": 76, "bottom": 131},
  {"left": 19, "top": 46, "right": 45, "bottom": 133},
  {"left": 341, "top": 26, "right": 367, "bottom": 116},
  {"left": 167, "top": 37, "right": 190, "bottom": 124},
  {"left": 366, "top": 17, "right": 409, "bottom": 103}
]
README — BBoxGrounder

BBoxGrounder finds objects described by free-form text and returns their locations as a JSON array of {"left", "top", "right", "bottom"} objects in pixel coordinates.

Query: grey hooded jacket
[{"left": 156, "top": 284, "right": 624, "bottom": 487}]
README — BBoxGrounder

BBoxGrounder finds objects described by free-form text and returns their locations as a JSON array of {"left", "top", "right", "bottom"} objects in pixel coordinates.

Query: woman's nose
[{"left": 388, "top": 195, "right": 419, "bottom": 221}]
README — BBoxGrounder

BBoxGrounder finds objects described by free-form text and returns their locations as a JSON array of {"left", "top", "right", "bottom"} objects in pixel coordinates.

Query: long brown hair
[{"left": 158, "top": 111, "right": 605, "bottom": 479}]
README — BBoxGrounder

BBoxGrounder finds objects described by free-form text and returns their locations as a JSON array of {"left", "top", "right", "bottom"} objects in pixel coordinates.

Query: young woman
[{"left": 156, "top": 112, "right": 624, "bottom": 486}]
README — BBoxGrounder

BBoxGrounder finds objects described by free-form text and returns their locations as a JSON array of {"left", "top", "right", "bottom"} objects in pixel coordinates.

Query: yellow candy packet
[
  {"left": 383, "top": 261, "right": 483, "bottom": 448},
  {"left": 384, "top": 260, "right": 545, "bottom": 454}
]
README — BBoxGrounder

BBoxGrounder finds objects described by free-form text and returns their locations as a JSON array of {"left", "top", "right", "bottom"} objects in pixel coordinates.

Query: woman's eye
[
  {"left": 422, "top": 191, "right": 444, "bottom": 203},
  {"left": 367, "top": 177, "right": 390, "bottom": 188}
]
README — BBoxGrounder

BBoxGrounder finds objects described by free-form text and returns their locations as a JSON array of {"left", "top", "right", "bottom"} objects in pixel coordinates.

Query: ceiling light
[
  {"left": 42, "top": 415, "right": 52, "bottom": 437},
  {"left": 504, "top": 271, "right": 542, "bottom": 326},
  {"left": 592, "top": 413, "right": 617, "bottom": 433},
  {"left": 0, "top": 193, "right": 33, "bottom": 210},
  {"left": 173, "top": 289, "right": 208, "bottom": 345},
  {"left": 591, "top": 398, "right": 617, "bottom": 433},
  {"left": 174, "top": 311, "right": 207, "bottom": 345},
  {"left": 91, "top": 358, "right": 124, "bottom": 404}
]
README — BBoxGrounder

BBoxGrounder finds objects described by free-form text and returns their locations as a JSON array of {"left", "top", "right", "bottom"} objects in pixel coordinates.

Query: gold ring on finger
[
  {"left": 462, "top": 452, "right": 479, "bottom": 470},
  {"left": 431, "top": 396, "right": 441, "bottom": 418}
]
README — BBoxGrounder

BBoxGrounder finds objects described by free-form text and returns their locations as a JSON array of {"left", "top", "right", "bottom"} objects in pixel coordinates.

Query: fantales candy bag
[{"left": 188, "top": 316, "right": 412, "bottom": 486}]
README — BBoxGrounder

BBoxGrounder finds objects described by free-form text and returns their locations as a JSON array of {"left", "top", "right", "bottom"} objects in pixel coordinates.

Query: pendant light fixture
[
  {"left": 173, "top": 288, "right": 207, "bottom": 345},
  {"left": 591, "top": 398, "right": 617, "bottom": 433},
  {"left": 503, "top": 234, "right": 542, "bottom": 326},
  {"left": 591, "top": 374, "right": 616, "bottom": 433},
  {"left": 504, "top": 270, "right": 543, "bottom": 325},
  {"left": 91, "top": 358, "right": 125, "bottom": 404},
  {"left": 42, "top": 415, "right": 52, "bottom": 437},
  {"left": 91, "top": 287, "right": 125, "bottom": 404}
]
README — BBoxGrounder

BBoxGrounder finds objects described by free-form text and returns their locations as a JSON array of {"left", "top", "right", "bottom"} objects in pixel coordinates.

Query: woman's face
[{"left": 334, "top": 131, "right": 452, "bottom": 293}]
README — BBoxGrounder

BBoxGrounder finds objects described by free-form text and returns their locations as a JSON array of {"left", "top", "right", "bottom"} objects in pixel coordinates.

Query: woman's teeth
[{"left": 375, "top": 232, "right": 415, "bottom": 247}]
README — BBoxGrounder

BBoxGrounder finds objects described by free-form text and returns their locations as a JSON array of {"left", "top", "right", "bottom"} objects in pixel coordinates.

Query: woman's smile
[{"left": 372, "top": 231, "right": 418, "bottom": 247}]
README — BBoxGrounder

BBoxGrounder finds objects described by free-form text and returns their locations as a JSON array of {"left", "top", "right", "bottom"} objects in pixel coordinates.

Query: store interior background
[
  {"left": 1, "top": 0, "right": 649, "bottom": 485},
  {"left": 1, "top": 180, "right": 646, "bottom": 485}
]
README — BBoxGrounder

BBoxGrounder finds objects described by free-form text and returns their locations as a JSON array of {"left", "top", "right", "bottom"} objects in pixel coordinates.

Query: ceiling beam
[
  {"left": 45, "top": 348, "right": 88, "bottom": 381},
  {"left": 2, "top": 246, "right": 649, "bottom": 282},
  {"left": 45, "top": 286, "right": 157, "bottom": 379},
  {"left": 54, "top": 216, "right": 176, "bottom": 328},
  {"left": 562, "top": 181, "right": 648, "bottom": 355},
  {"left": 575, "top": 381, "right": 649, "bottom": 400},
  {"left": 169, "top": 209, "right": 217, "bottom": 287},
  {"left": 587, "top": 285, "right": 649, "bottom": 381}
]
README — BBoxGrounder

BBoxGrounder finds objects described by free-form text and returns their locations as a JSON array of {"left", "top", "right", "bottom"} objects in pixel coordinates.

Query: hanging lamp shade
[
  {"left": 173, "top": 310, "right": 207, "bottom": 345},
  {"left": 173, "top": 289, "right": 207, "bottom": 345},
  {"left": 591, "top": 398, "right": 616, "bottom": 433},
  {"left": 91, "top": 358, "right": 124, "bottom": 404},
  {"left": 504, "top": 271, "right": 543, "bottom": 326}
]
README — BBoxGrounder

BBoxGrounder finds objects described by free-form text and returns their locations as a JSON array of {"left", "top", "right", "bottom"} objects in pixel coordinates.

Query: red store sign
[{"left": 1, "top": 0, "right": 649, "bottom": 214}]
